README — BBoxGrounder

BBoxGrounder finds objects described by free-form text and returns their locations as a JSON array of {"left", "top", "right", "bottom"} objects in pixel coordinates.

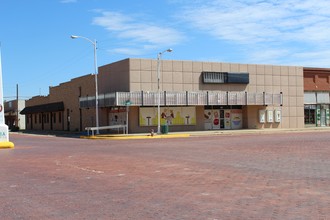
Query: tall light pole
[
  {"left": 157, "top": 48, "right": 173, "bottom": 134},
  {"left": 71, "top": 35, "right": 99, "bottom": 134}
]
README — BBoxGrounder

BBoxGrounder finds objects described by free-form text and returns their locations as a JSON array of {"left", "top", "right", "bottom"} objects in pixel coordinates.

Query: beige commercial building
[{"left": 21, "top": 58, "right": 304, "bottom": 133}]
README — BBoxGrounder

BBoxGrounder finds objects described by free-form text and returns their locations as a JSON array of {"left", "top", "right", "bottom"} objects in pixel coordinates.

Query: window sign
[
  {"left": 109, "top": 107, "right": 126, "bottom": 125},
  {"left": 204, "top": 110, "right": 212, "bottom": 130},
  {"left": 224, "top": 110, "right": 231, "bottom": 129},
  {"left": 259, "top": 110, "right": 266, "bottom": 123},
  {"left": 212, "top": 110, "right": 221, "bottom": 129},
  {"left": 231, "top": 109, "right": 242, "bottom": 129},
  {"left": 267, "top": 110, "right": 274, "bottom": 123},
  {"left": 274, "top": 110, "right": 281, "bottom": 123}
]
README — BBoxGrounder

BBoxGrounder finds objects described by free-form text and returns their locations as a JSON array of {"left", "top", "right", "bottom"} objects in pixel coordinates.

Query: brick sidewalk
[{"left": 1, "top": 131, "right": 329, "bottom": 219}]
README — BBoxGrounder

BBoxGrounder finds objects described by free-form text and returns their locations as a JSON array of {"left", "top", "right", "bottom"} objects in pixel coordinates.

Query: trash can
[{"left": 161, "top": 124, "right": 169, "bottom": 134}]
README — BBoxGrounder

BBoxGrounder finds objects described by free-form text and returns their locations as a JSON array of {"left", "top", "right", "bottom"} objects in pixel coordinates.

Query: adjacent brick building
[
  {"left": 21, "top": 74, "right": 96, "bottom": 132},
  {"left": 304, "top": 67, "right": 330, "bottom": 127}
]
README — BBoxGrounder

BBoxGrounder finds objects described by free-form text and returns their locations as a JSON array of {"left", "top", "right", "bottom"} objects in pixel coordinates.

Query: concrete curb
[
  {"left": 80, "top": 133, "right": 190, "bottom": 140},
  {"left": 0, "top": 141, "right": 15, "bottom": 149},
  {"left": 80, "top": 127, "right": 330, "bottom": 140}
]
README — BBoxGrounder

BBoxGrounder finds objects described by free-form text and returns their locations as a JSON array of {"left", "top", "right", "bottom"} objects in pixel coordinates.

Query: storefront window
[
  {"left": 204, "top": 105, "right": 243, "bottom": 130},
  {"left": 304, "top": 105, "right": 316, "bottom": 124}
]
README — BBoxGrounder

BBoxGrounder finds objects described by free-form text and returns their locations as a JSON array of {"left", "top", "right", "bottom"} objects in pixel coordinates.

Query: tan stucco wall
[
  {"left": 98, "top": 59, "right": 130, "bottom": 93},
  {"left": 245, "top": 64, "right": 304, "bottom": 129},
  {"left": 127, "top": 59, "right": 304, "bottom": 130}
]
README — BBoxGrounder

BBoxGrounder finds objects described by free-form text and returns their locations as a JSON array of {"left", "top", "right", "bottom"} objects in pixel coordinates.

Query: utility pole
[{"left": 16, "top": 84, "right": 18, "bottom": 127}]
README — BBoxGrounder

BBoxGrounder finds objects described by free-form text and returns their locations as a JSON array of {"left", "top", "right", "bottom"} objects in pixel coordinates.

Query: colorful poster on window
[
  {"left": 108, "top": 107, "right": 126, "bottom": 125},
  {"left": 212, "top": 110, "right": 220, "bottom": 129},
  {"left": 204, "top": 110, "right": 212, "bottom": 130},
  {"left": 231, "top": 109, "right": 242, "bottom": 129},
  {"left": 139, "top": 107, "right": 196, "bottom": 126},
  {"left": 224, "top": 110, "right": 231, "bottom": 129},
  {"left": 204, "top": 109, "right": 221, "bottom": 130}
]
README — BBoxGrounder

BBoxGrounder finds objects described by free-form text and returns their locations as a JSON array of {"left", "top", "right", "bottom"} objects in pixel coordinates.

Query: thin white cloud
[
  {"left": 179, "top": 0, "right": 330, "bottom": 44},
  {"left": 60, "top": 0, "right": 77, "bottom": 3},
  {"left": 93, "top": 11, "right": 185, "bottom": 56},
  {"left": 288, "top": 50, "right": 330, "bottom": 67},
  {"left": 110, "top": 48, "right": 144, "bottom": 56},
  {"left": 177, "top": 0, "right": 330, "bottom": 66},
  {"left": 247, "top": 48, "right": 291, "bottom": 65}
]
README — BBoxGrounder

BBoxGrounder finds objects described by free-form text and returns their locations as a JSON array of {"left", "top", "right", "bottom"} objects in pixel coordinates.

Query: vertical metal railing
[{"left": 80, "top": 91, "right": 283, "bottom": 107}]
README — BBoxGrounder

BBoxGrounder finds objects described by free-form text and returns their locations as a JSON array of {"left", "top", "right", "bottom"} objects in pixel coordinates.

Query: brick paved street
[{"left": 0, "top": 131, "right": 329, "bottom": 219}]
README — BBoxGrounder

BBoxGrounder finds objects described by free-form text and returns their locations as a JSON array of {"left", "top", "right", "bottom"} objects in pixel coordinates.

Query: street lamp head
[
  {"left": 70, "top": 35, "right": 78, "bottom": 39},
  {"left": 159, "top": 48, "right": 173, "bottom": 57}
]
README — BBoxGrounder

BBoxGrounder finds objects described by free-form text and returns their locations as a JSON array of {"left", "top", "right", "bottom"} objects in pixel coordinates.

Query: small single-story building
[{"left": 4, "top": 99, "right": 26, "bottom": 130}]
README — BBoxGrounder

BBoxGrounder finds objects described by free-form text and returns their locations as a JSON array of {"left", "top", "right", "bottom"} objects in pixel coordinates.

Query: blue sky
[{"left": 1, "top": 0, "right": 330, "bottom": 100}]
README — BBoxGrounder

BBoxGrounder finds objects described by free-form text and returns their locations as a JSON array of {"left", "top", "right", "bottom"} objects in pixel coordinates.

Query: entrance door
[
  {"left": 50, "top": 113, "right": 53, "bottom": 130},
  {"left": 219, "top": 110, "right": 225, "bottom": 129},
  {"left": 67, "top": 109, "right": 70, "bottom": 131},
  {"left": 204, "top": 109, "right": 225, "bottom": 130},
  {"left": 204, "top": 109, "right": 239, "bottom": 130},
  {"left": 321, "top": 109, "right": 326, "bottom": 126},
  {"left": 211, "top": 109, "right": 226, "bottom": 129}
]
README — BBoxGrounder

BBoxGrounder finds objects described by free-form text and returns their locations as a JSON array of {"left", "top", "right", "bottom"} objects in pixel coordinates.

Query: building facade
[
  {"left": 81, "top": 58, "right": 304, "bottom": 133},
  {"left": 21, "top": 58, "right": 307, "bottom": 133},
  {"left": 304, "top": 67, "right": 330, "bottom": 127},
  {"left": 4, "top": 99, "right": 26, "bottom": 130},
  {"left": 21, "top": 74, "right": 96, "bottom": 132}
]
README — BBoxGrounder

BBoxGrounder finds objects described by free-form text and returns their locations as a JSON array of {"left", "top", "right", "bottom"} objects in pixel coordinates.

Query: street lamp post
[
  {"left": 71, "top": 35, "right": 99, "bottom": 134},
  {"left": 157, "top": 49, "right": 173, "bottom": 134}
]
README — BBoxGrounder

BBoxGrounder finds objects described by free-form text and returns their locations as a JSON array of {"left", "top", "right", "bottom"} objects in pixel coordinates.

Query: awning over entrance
[
  {"left": 79, "top": 91, "right": 283, "bottom": 108},
  {"left": 304, "top": 91, "right": 330, "bottom": 104},
  {"left": 20, "top": 102, "right": 64, "bottom": 114}
]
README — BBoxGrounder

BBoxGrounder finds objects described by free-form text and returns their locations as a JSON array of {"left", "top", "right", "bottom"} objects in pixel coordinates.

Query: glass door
[
  {"left": 219, "top": 110, "right": 225, "bottom": 129},
  {"left": 321, "top": 108, "right": 326, "bottom": 126}
]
